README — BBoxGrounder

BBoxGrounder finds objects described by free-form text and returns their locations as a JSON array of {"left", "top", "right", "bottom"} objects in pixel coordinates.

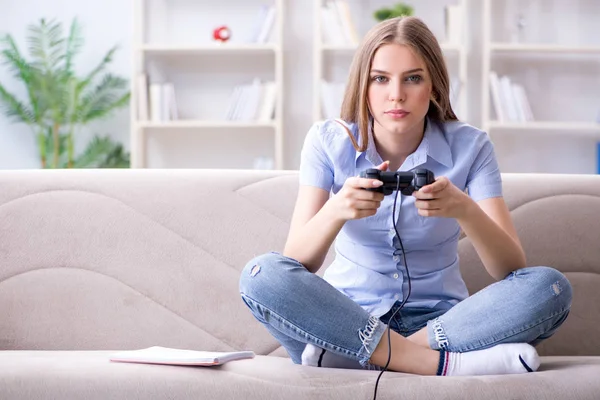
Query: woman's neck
[{"left": 372, "top": 119, "right": 426, "bottom": 171}]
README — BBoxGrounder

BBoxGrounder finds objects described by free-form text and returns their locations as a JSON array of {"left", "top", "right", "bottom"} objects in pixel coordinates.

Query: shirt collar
[{"left": 355, "top": 117, "right": 453, "bottom": 170}]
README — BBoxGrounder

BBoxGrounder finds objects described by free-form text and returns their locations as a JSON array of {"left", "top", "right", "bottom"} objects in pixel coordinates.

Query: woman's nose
[{"left": 389, "top": 82, "right": 405, "bottom": 102}]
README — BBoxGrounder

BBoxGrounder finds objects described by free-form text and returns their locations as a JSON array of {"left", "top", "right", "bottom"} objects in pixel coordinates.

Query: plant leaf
[
  {"left": 73, "top": 134, "right": 128, "bottom": 168},
  {"left": 27, "top": 18, "right": 65, "bottom": 72},
  {"left": 77, "top": 73, "right": 129, "bottom": 122},
  {"left": 0, "top": 34, "right": 46, "bottom": 122},
  {"left": 0, "top": 82, "right": 36, "bottom": 123},
  {"left": 64, "top": 18, "right": 83, "bottom": 74},
  {"left": 98, "top": 142, "right": 130, "bottom": 168},
  {"left": 76, "top": 46, "right": 117, "bottom": 93}
]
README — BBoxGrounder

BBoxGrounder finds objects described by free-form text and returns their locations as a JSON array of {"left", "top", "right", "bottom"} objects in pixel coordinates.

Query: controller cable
[{"left": 372, "top": 175, "right": 412, "bottom": 400}]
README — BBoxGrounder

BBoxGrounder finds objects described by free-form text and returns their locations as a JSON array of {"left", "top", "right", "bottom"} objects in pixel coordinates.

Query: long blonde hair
[{"left": 340, "top": 16, "right": 458, "bottom": 152}]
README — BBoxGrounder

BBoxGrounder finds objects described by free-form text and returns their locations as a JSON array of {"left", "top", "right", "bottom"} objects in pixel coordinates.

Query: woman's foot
[
  {"left": 301, "top": 343, "right": 363, "bottom": 369},
  {"left": 439, "top": 343, "right": 540, "bottom": 376},
  {"left": 303, "top": 341, "right": 541, "bottom": 376}
]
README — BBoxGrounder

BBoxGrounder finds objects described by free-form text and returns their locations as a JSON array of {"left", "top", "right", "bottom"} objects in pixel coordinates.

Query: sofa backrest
[{"left": 0, "top": 170, "right": 598, "bottom": 356}]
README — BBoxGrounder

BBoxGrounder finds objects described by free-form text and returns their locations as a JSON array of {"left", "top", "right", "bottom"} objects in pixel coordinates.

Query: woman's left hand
[{"left": 412, "top": 176, "right": 474, "bottom": 219}]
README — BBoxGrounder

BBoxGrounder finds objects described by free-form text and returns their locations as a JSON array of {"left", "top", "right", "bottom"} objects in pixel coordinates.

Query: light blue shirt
[{"left": 299, "top": 117, "right": 503, "bottom": 317}]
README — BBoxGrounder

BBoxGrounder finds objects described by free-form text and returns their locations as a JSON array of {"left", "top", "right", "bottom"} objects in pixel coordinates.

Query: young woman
[{"left": 239, "top": 16, "right": 572, "bottom": 376}]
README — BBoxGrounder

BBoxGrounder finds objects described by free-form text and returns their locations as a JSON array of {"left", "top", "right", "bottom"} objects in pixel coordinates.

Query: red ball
[{"left": 213, "top": 25, "right": 231, "bottom": 42}]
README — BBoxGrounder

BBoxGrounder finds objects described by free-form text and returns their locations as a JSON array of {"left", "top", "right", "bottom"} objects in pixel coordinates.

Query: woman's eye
[
  {"left": 371, "top": 75, "right": 388, "bottom": 83},
  {"left": 406, "top": 75, "right": 422, "bottom": 83}
]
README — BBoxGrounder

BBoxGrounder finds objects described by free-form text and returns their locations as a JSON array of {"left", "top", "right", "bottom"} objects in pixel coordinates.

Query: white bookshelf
[
  {"left": 139, "top": 120, "right": 278, "bottom": 129},
  {"left": 141, "top": 44, "right": 280, "bottom": 55},
  {"left": 481, "top": 0, "right": 600, "bottom": 173},
  {"left": 131, "top": 0, "right": 285, "bottom": 169},
  {"left": 490, "top": 43, "right": 600, "bottom": 54},
  {"left": 312, "top": 0, "right": 469, "bottom": 123}
]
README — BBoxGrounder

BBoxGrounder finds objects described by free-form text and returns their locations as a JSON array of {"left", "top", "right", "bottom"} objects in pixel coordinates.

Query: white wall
[
  {"left": 0, "top": 0, "right": 132, "bottom": 169},
  {"left": 0, "top": 0, "right": 597, "bottom": 173}
]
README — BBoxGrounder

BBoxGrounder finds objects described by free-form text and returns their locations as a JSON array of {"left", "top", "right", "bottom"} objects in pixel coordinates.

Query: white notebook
[{"left": 109, "top": 346, "right": 255, "bottom": 366}]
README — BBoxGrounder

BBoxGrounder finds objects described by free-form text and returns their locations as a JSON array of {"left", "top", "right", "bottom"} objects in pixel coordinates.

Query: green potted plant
[
  {"left": 374, "top": 3, "right": 414, "bottom": 22},
  {"left": 0, "top": 18, "right": 130, "bottom": 168}
]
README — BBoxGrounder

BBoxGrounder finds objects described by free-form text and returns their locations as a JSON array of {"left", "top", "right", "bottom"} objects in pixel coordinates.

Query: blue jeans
[{"left": 239, "top": 252, "right": 572, "bottom": 368}]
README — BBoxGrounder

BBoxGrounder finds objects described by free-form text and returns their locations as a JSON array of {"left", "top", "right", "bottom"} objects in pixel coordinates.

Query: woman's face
[{"left": 367, "top": 43, "right": 433, "bottom": 138}]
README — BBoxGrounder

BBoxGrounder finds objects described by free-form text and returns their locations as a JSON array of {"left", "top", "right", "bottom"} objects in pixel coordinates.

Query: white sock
[
  {"left": 439, "top": 343, "right": 541, "bottom": 376},
  {"left": 301, "top": 343, "right": 363, "bottom": 369}
]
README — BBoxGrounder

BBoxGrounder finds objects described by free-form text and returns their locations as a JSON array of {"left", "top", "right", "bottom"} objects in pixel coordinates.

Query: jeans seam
[
  {"left": 240, "top": 292, "right": 363, "bottom": 360},
  {"left": 458, "top": 306, "right": 571, "bottom": 352}
]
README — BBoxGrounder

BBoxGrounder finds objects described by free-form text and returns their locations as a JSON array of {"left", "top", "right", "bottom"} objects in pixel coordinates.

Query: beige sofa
[{"left": 1, "top": 169, "right": 599, "bottom": 399}]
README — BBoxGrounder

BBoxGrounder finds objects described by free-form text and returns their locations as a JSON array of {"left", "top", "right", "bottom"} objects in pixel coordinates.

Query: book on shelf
[
  {"left": 321, "top": 0, "right": 359, "bottom": 46},
  {"left": 149, "top": 84, "right": 162, "bottom": 122},
  {"left": 225, "top": 78, "right": 277, "bottom": 122},
  {"left": 110, "top": 346, "right": 255, "bottom": 366},
  {"left": 248, "top": 4, "right": 276, "bottom": 44},
  {"left": 489, "top": 71, "right": 534, "bottom": 123},
  {"left": 138, "top": 75, "right": 179, "bottom": 123}
]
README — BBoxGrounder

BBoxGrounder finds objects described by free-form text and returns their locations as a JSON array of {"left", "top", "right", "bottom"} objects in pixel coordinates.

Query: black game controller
[{"left": 359, "top": 168, "right": 435, "bottom": 196}]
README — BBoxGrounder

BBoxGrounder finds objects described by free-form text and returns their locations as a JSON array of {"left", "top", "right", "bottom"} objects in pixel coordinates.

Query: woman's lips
[{"left": 385, "top": 110, "right": 409, "bottom": 119}]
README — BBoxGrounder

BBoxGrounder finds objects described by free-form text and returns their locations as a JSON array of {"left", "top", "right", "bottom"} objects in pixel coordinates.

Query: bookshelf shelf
[
  {"left": 142, "top": 44, "right": 279, "bottom": 55},
  {"left": 138, "top": 120, "right": 277, "bottom": 129},
  {"left": 131, "top": 0, "right": 284, "bottom": 170},
  {"left": 482, "top": 0, "right": 600, "bottom": 174},
  {"left": 490, "top": 43, "right": 600, "bottom": 54}
]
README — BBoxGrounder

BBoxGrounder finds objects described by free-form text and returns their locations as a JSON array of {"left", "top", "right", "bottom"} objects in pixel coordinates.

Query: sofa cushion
[{"left": 1, "top": 351, "right": 599, "bottom": 399}]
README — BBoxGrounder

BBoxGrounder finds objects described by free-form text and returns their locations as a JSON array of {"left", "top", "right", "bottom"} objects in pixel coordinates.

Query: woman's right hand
[{"left": 326, "top": 161, "right": 389, "bottom": 221}]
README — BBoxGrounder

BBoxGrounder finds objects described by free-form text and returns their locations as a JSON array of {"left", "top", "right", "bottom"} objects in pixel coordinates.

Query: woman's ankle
[{"left": 369, "top": 329, "right": 439, "bottom": 375}]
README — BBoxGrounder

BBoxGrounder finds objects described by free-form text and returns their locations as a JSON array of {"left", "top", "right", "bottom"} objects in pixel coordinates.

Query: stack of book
[
  {"left": 137, "top": 75, "right": 179, "bottom": 123},
  {"left": 489, "top": 71, "right": 534, "bottom": 122},
  {"left": 224, "top": 78, "right": 277, "bottom": 122}
]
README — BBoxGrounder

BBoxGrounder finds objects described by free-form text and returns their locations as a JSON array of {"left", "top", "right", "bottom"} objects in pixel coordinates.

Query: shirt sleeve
[
  {"left": 466, "top": 134, "right": 503, "bottom": 201},
  {"left": 298, "top": 122, "right": 334, "bottom": 192}
]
